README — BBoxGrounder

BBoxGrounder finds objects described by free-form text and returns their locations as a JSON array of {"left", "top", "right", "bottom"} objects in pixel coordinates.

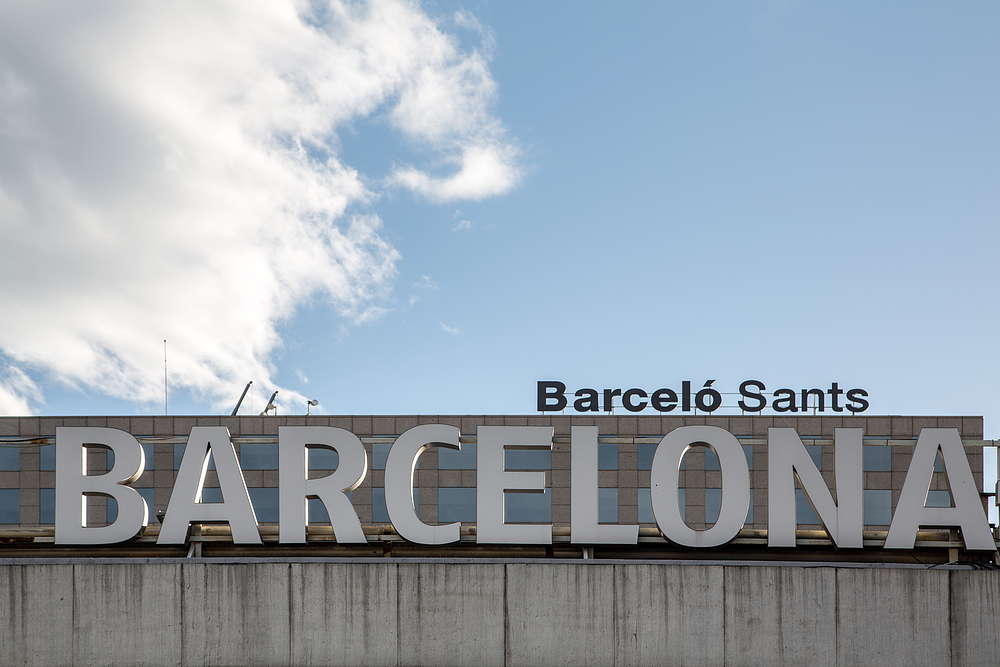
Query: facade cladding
[{"left": 0, "top": 414, "right": 989, "bottom": 537}]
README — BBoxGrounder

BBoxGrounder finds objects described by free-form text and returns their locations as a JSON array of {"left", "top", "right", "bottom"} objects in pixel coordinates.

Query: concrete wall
[{"left": 1, "top": 559, "right": 997, "bottom": 667}]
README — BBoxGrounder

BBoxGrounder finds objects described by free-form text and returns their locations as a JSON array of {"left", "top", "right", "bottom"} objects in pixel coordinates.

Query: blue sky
[{"left": 1, "top": 1, "right": 998, "bottom": 443}]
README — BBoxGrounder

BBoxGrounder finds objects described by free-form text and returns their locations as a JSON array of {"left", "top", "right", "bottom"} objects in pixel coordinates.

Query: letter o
[{"left": 649, "top": 425, "right": 750, "bottom": 548}]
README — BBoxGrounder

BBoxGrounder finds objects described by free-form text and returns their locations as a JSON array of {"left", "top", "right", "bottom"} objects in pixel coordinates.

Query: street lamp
[{"left": 307, "top": 399, "right": 318, "bottom": 416}]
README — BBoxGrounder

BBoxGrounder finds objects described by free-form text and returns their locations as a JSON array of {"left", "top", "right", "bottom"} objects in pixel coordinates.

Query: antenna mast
[{"left": 163, "top": 339, "right": 168, "bottom": 415}]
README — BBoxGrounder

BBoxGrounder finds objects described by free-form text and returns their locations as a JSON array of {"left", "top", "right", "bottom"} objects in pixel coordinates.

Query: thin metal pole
[{"left": 163, "top": 339, "right": 168, "bottom": 415}]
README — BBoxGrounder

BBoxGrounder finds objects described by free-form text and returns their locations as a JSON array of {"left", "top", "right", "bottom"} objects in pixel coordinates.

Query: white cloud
[
  {"left": 452, "top": 219, "right": 472, "bottom": 231},
  {"left": 439, "top": 321, "right": 460, "bottom": 335},
  {"left": 295, "top": 370, "right": 309, "bottom": 385},
  {"left": 0, "top": 1, "right": 518, "bottom": 414}
]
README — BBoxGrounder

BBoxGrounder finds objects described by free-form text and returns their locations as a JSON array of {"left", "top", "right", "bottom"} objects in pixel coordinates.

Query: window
[
  {"left": 0, "top": 445, "right": 19, "bottom": 471},
  {"left": 372, "top": 487, "right": 418, "bottom": 523},
  {"left": 137, "top": 488, "right": 155, "bottom": 522},
  {"left": 638, "top": 488, "right": 652, "bottom": 523},
  {"left": 598, "top": 443, "right": 617, "bottom": 470},
  {"left": 863, "top": 446, "right": 891, "bottom": 472},
  {"left": 746, "top": 489, "right": 754, "bottom": 524},
  {"left": 706, "top": 445, "right": 754, "bottom": 471},
  {"left": 308, "top": 447, "right": 339, "bottom": 470},
  {"left": 925, "top": 490, "right": 951, "bottom": 508},
  {"left": 638, "top": 444, "right": 656, "bottom": 470},
  {"left": 240, "top": 443, "right": 279, "bottom": 470},
  {"left": 40, "top": 444, "right": 55, "bottom": 471},
  {"left": 372, "top": 443, "right": 418, "bottom": 470},
  {"left": 0, "top": 489, "right": 19, "bottom": 523},
  {"left": 504, "top": 488, "right": 550, "bottom": 523},
  {"left": 305, "top": 495, "right": 352, "bottom": 523},
  {"left": 372, "top": 443, "right": 390, "bottom": 470},
  {"left": 248, "top": 487, "right": 279, "bottom": 523},
  {"left": 438, "top": 443, "right": 476, "bottom": 470},
  {"left": 598, "top": 488, "right": 617, "bottom": 523},
  {"left": 504, "top": 449, "right": 550, "bottom": 470},
  {"left": 805, "top": 445, "right": 822, "bottom": 470},
  {"left": 863, "top": 489, "right": 893, "bottom": 525},
  {"left": 108, "top": 443, "right": 154, "bottom": 471},
  {"left": 201, "top": 487, "right": 223, "bottom": 503},
  {"left": 438, "top": 487, "right": 476, "bottom": 522},
  {"left": 706, "top": 488, "right": 722, "bottom": 523},
  {"left": 175, "top": 443, "right": 217, "bottom": 471},
  {"left": 39, "top": 488, "right": 55, "bottom": 524},
  {"left": 795, "top": 488, "right": 820, "bottom": 525}
]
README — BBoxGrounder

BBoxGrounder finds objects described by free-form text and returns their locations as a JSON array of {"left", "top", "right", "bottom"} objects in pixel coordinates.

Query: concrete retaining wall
[{"left": 1, "top": 559, "right": 997, "bottom": 666}]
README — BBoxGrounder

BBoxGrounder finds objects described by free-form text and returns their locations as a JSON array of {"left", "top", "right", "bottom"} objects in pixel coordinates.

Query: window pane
[
  {"left": 438, "top": 443, "right": 477, "bottom": 470},
  {"left": 638, "top": 488, "right": 686, "bottom": 522},
  {"left": 372, "top": 487, "right": 417, "bottom": 523},
  {"left": 504, "top": 449, "right": 550, "bottom": 470},
  {"left": 638, "top": 488, "right": 654, "bottom": 523},
  {"left": 372, "top": 443, "right": 390, "bottom": 470},
  {"left": 746, "top": 488, "right": 754, "bottom": 525},
  {"left": 504, "top": 488, "right": 550, "bottom": 523},
  {"left": 107, "top": 496, "right": 118, "bottom": 523},
  {"left": 308, "top": 498, "right": 330, "bottom": 523},
  {"left": 40, "top": 444, "right": 55, "bottom": 471},
  {"left": 308, "top": 447, "right": 339, "bottom": 470},
  {"left": 305, "top": 492, "right": 353, "bottom": 524},
  {"left": 240, "top": 443, "right": 279, "bottom": 470},
  {"left": 248, "top": 487, "right": 279, "bottom": 523},
  {"left": 175, "top": 443, "right": 217, "bottom": 471},
  {"left": 200, "top": 487, "right": 222, "bottom": 503},
  {"left": 0, "top": 489, "right": 20, "bottom": 523},
  {"left": 743, "top": 444, "right": 753, "bottom": 471},
  {"left": 598, "top": 488, "right": 617, "bottom": 523},
  {"left": 806, "top": 445, "right": 822, "bottom": 470},
  {"left": 109, "top": 443, "right": 154, "bottom": 471},
  {"left": 39, "top": 488, "right": 55, "bottom": 524},
  {"left": 864, "top": 489, "right": 893, "bottom": 525},
  {"left": 863, "top": 446, "right": 891, "bottom": 472},
  {"left": 925, "top": 490, "right": 951, "bottom": 508},
  {"left": 0, "top": 445, "right": 19, "bottom": 471},
  {"left": 137, "top": 488, "right": 155, "bottom": 522},
  {"left": 934, "top": 451, "right": 943, "bottom": 473},
  {"left": 638, "top": 444, "right": 656, "bottom": 470},
  {"left": 795, "top": 488, "right": 820, "bottom": 525},
  {"left": 679, "top": 488, "right": 685, "bottom": 521},
  {"left": 598, "top": 443, "right": 617, "bottom": 470},
  {"left": 706, "top": 488, "right": 722, "bottom": 523},
  {"left": 438, "top": 487, "right": 476, "bottom": 522},
  {"left": 705, "top": 448, "right": 720, "bottom": 470}
]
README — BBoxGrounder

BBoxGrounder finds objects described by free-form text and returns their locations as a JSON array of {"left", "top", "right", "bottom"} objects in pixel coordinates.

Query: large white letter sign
[
  {"left": 278, "top": 426, "right": 367, "bottom": 544},
  {"left": 885, "top": 428, "right": 995, "bottom": 551},
  {"left": 477, "top": 426, "right": 553, "bottom": 545},
  {"left": 55, "top": 427, "right": 148, "bottom": 545},
  {"left": 650, "top": 426, "right": 750, "bottom": 548},
  {"left": 157, "top": 427, "right": 261, "bottom": 545},
  {"left": 384, "top": 424, "right": 462, "bottom": 545},
  {"left": 768, "top": 428, "right": 863, "bottom": 548},
  {"left": 571, "top": 426, "right": 638, "bottom": 544}
]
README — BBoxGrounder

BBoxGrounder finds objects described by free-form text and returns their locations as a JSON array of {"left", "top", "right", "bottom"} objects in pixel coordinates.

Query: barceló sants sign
[
  {"left": 53, "top": 423, "right": 993, "bottom": 551},
  {"left": 537, "top": 381, "right": 870, "bottom": 413}
]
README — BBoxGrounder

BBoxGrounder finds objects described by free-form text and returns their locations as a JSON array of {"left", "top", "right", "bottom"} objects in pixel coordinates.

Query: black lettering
[
  {"left": 695, "top": 382, "right": 722, "bottom": 412},
  {"left": 651, "top": 388, "right": 678, "bottom": 412},
  {"left": 602, "top": 388, "right": 622, "bottom": 412},
  {"left": 801, "top": 388, "right": 825, "bottom": 412},
  {"left": 738, "top": 380, "right": 766, "bottom": 412},
  {"left": 622, "top": 388, "right": 648, "bottom": 412},
  {"left": 827, "top": 382, "right": 844, "bottom": 412},
  {"left": 682, "top": 380, "right": 691, "bottom": 411},
  {"left": 537, "top": 381, "right": 567, "bottom": 412},
  {"left": 772, "top": 388, "right": 797, "bottom": 413},
  {"left": 574, "top": 388, "right": 600, "bottom": 412},
  {"left": 846, "top": 389, "right": 869, "bottom": 413}
]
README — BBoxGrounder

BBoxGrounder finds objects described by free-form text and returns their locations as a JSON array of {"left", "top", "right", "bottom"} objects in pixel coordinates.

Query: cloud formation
[{"left": 0, "top": 1, "right": 519, "bottom": 414}]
